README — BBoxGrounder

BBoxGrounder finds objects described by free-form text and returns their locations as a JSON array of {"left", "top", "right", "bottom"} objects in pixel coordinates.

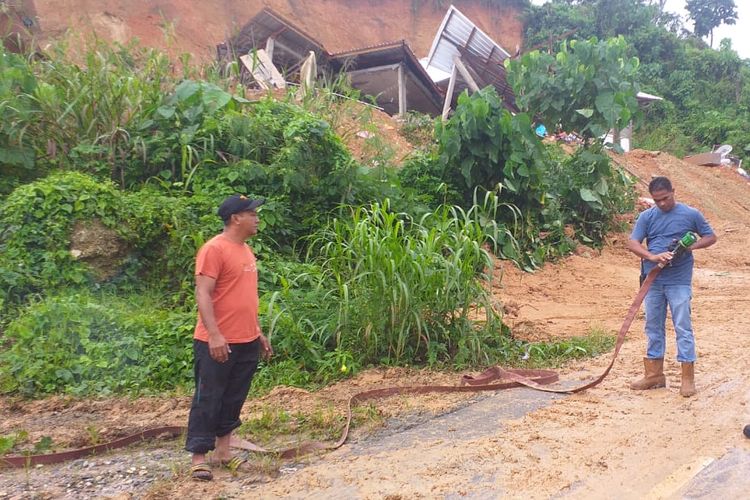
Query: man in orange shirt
[{"left": 186, "top": 195, "right": 273, "bottom": 481}]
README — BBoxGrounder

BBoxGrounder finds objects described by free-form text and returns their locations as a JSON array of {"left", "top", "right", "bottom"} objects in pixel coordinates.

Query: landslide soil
[
  {"left": 31, "top": 0, "right": 523, "bottom": 61},
  {"left": 1, "top": 151, "right": 749, "bottom": 499}
]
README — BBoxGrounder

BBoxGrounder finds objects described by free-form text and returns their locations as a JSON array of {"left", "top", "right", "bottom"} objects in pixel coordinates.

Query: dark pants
[{"left": 185, "top": 339, "right": 260, "bottom": 454}]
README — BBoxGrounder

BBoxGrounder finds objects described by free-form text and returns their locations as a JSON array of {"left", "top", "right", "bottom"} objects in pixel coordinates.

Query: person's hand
[
  {"left": 650, "top": 251, "right": 673, "bottom": 266},
  {"left": 259, "top": 334, "right": 273, "bottom": 360},
  {"left": 208, "top": 333, "right": 229, "bottom": 363}
]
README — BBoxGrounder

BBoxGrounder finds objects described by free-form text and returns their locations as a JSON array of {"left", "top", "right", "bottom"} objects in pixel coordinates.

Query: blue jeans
[{"left": 644, "top": 284, "right": 695, "bottom": 362}]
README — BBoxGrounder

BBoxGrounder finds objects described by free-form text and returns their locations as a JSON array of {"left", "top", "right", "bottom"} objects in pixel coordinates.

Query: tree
[
  {"left": 505, "top": 36, "right": 641, "bottom": 143},
  {"left": 685, "top": 0, "right": 738, "bottom": 47}
]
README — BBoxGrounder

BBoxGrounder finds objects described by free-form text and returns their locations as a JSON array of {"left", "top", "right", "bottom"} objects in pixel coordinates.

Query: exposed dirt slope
[
  {"left": 32, "top": 0, "right": 523, "bottom": 60},
  {"left": 500, "top": 150, "right": 750, "bottom": 342}
]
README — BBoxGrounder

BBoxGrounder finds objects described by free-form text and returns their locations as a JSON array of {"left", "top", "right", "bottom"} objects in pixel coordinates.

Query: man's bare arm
[
  {"left": 196, "top": 274, "right": 229, "bottom": 362},
  {"left": 690, "top": 233, "right": 717, "bottom": 251}
]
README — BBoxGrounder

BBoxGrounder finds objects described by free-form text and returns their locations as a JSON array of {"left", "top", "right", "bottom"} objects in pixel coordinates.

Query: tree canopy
[
  {"left": 522, "top": 0, "right": 750, "bottom": 162},
  {"left": 506, "top": 36, "right": 641, "bottom": 141},
  {"left": 686, "top": 0, "right": 738, "bottom": 46}
]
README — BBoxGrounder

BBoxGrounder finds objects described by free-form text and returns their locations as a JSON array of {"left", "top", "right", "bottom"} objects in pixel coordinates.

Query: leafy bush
[
  {"left": 431, "top": 85, "right": 634, "bottom": 266},
  {"left": 546, "top": 143, "right": 635, "bottom": 243},
  {"left": 397, "top": 150, "right": 461, "bottom": 209},
  {"left": 0, "top": 47, "right": 38, "bottom": 194},
  {"left": 398, "top": 111, "right": 436, "bottom": 148},
  {"left": 436, "top": 87, "right": 548, "bottom": 212},
  {"left": 0, "top": 292, "right": 194, "bottom": 396},
  {"left": 0, "top": 172, "right": 130, "bottom": 306},
  {"left": 185, "top": 100, "right": 366, "bottom": 250},
  {"left": 6, "top": 42, "right": 172, "bottom": 183},
  {"left": 505, "top": 36, "right": 641, "bottom": 141},
  {"left": 124, "top": 80, "right": 250, "bottom": 188}
]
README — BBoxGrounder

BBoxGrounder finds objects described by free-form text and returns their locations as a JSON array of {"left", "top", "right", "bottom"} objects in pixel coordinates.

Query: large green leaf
[
  {"left": 173, "top": 80, "right": 201, "bottom": 103},
  {"left": 579, "top": 187, "right": 602, "bottom": 204},
  {"left": 201, "top": 85, "right": 233, "bottom": 113}
]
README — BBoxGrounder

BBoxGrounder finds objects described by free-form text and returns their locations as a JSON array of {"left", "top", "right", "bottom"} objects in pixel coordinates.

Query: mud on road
[{"left": 1, "top": 150, "right": 749, "bottom": 499}]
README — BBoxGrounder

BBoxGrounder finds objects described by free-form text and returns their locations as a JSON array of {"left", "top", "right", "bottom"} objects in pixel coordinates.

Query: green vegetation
[
  {"left": 0, "top": 34, "right": 632, "bottom": 398},
  {"left": 520, "top": 328, "right": 616, "bottom": 369},
  {"left": 506, "top": 36, "right": 641, "bottom": 142},
  {"left": 686, "top": 0, "right": 738, "bottom": 46},
  {"left": 236, "top": 404, "right": 382, "bottom": 445},
  {"left": 522, "top": 0, "right": 750, "bottom": 163},
  {"left": 306, "top": 200, "right": 505, "bottom": 366},
  {"left": 0, "top": 430, "right": 54, "bottom": 456},
  {"left": 0, "top": 291, "right": 193, "bottom": 396}
]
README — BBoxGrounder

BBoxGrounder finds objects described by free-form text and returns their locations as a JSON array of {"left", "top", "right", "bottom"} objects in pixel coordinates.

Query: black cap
[{"left": 218, "top": 195, "right": 265, "bottom": 222}]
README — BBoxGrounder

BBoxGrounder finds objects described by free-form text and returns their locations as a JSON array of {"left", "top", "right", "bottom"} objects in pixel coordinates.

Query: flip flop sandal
[{"left": 191, "top": 463, "right": 213, "bottom": 481}]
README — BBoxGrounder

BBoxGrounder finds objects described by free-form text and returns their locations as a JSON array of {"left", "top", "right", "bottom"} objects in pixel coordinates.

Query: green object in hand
[
  {"left": 679, "top": 231, "right": 698, "bottom": 248},
  {"left": 669, "top": 231, "right": 699, "bottom": 261}
]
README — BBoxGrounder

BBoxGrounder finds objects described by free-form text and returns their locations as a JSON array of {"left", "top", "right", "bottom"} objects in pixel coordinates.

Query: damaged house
[
  {"left": 221, "top": 4, "right": 657, "bottom": 153},
  {"left": 220, "top": 5, "right": 517, "bottom": 118}
]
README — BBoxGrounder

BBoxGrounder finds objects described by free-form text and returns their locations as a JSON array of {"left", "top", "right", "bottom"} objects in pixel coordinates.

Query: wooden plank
[
  {"left": 265, "top": 37, "right": 275, "bottom": 61},
  {"left": 684, "top": 152, "right": 723, "bottom": 166},
  {"left": 453, "top": 55, "right": 480, "bottom": 92},
  {"left": 442, "top": 64, "right": 459, "bottom": 120},
  {"left": 297, "top": 51, "right": 316, "bottom": 98},
  {"left": 398, "top": 63, "right": 407, "bottom": 116},
  {"left": 239, "top": 49, "right": 286, "bottom": 89},
  {"left": 346, "top": 63, "right": 401, "bottom": 76},
  {"left": 239, "top": 54, "right": 268, "bottom": 90}
]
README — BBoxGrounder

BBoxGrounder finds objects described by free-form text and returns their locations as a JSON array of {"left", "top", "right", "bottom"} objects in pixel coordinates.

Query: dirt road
[{"left": 1, "top": 151, "right": 749, "bottom": 498}]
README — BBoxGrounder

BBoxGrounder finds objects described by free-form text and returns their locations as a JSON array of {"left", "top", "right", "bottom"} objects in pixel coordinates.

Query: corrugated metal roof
[
  {"left": 424, "top": 5, "right": 516, "bottom": 111},
  {"left": 227, "top": 8, "right": 329, "bottom": 69},
  {"left": 331, "top": 40, "right": 409, "bottom": 57},
  {"left": 425, "top": 5, "right": 510, "bottom": 76}
]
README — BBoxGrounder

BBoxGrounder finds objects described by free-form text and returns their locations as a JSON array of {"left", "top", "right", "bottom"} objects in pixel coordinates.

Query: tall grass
[
  {"left": 303, "top": 199, "right": 508, "bottom": 366},
  {"left": 22, "top": 41, "right": 171, "bottom": 172}
]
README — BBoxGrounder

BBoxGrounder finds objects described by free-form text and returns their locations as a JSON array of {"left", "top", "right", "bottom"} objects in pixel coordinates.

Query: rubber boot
[
  {"left": 680, "top": 362, "right": 696, "bottom": 397},
  {"left": 630, "top": 357, "right": 666, "bottom": 390}
]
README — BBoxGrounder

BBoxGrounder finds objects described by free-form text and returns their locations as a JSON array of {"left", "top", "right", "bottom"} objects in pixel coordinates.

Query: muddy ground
[{"left": 1, "top": 149, "right": 749, "bottom": 499}]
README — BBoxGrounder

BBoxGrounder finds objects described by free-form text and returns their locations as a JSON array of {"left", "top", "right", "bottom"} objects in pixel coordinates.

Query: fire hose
[{"left": 1, "top": 234, "right": 698, "bottom": 468}]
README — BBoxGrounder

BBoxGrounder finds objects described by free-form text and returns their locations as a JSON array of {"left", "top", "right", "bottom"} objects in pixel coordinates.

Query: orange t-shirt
[{"left": 193, "top": 234, "right": 259, "bottom": 344}]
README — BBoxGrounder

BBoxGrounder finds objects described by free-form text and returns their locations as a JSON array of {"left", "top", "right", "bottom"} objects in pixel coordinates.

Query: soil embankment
[{"left": 29, "top": 0, "right": 523, "bottom": 60}]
